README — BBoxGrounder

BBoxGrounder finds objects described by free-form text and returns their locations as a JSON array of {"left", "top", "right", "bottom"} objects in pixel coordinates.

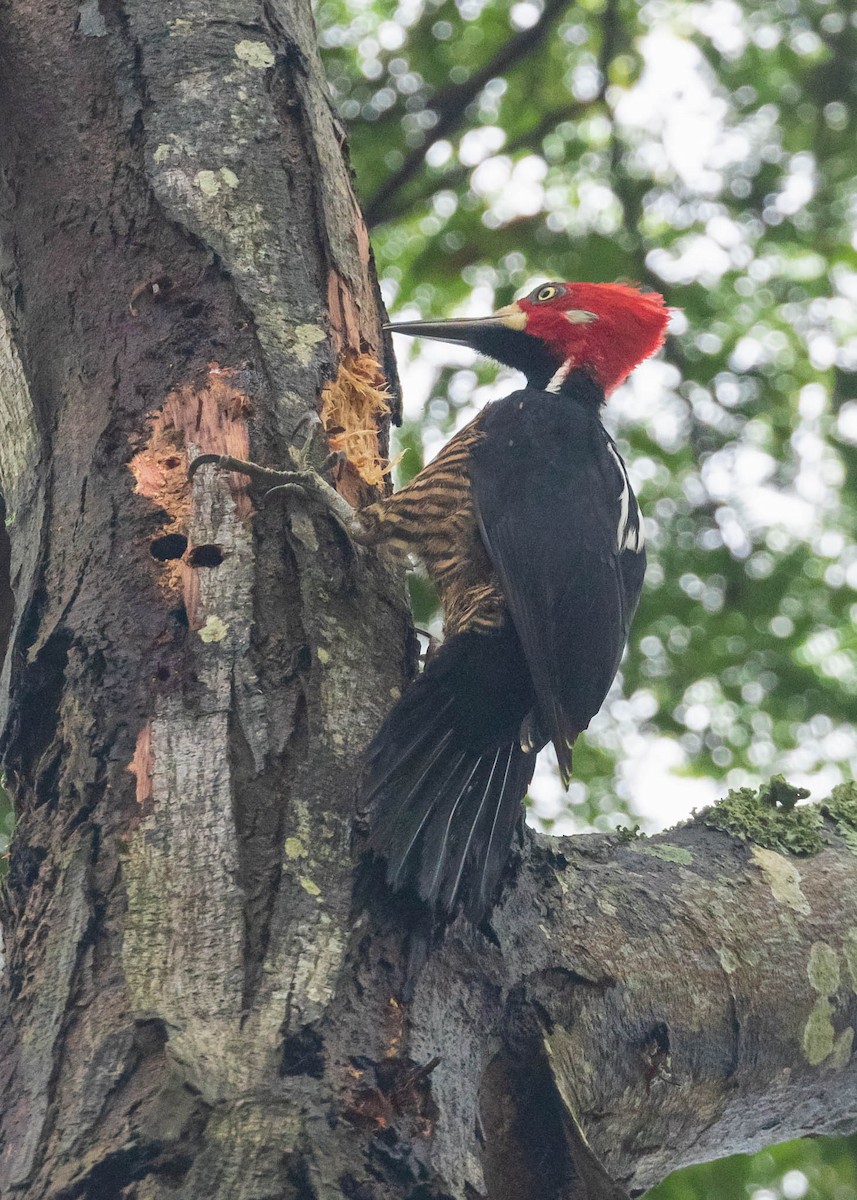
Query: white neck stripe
[{"left": 545, "top": 356, "right": 574, "bottom": 394}]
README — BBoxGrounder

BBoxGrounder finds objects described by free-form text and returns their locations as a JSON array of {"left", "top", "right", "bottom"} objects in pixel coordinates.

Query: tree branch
[
  {"left": 364, "top": 0, "right": 570, "bottom": 227},
  {"left": 366, "top": 0, "right": 623, "bottom": 232},
  {"left": 409, "top": 804, "right": 857, "bottom": 1198},
  {"left": 370, "top": 98, "right": 601, "bottom": 230}
]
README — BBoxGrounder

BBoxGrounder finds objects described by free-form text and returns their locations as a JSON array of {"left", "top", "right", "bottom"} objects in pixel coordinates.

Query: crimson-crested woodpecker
[{"left": 359, "top": 281, "right": 670, "bottom": 922}]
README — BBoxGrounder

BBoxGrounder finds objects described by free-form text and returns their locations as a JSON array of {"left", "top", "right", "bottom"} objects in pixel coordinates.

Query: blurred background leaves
[
  {"left": 647, "top": 1133, "right": 857, "bottom": 1200},
  {"left": 318, "top": 0, "right": 857, "bottom": 1192},
  {"left": 320, "top": 0, "right": 857, "bottom": 832}
]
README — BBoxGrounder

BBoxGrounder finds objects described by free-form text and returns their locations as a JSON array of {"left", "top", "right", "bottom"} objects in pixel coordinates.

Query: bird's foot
[{"left": 188, "top": 436, "right": 357, "bottom": 539}]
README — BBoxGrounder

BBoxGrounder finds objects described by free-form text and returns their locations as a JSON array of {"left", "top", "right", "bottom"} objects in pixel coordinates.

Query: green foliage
[
  {"left": 646, "top": 1133, "right": 857, "bottom": 1200},
  {"left": 320, "top": 0, "right": 857, "bottom": 815},
  {"left": 631, "top": 839, "right": 694, "bottom": 864},
  {"left": 701, "top": 774, "right": 823, "bottom": 854}
]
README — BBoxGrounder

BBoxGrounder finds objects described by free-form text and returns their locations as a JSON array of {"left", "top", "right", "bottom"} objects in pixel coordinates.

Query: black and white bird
[{"left": 357, "top": 281, "right": 670, "bottom": 921}]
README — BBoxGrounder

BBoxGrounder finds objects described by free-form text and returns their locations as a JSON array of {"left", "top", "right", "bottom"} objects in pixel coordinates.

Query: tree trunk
[{"left": 0, "top": 3, "right": 855, "bottom": 1199}]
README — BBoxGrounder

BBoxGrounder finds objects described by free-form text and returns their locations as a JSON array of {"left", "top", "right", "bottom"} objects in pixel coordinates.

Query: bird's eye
[{"left": 531, "top": 283, "right": 566, "bottom": 304}]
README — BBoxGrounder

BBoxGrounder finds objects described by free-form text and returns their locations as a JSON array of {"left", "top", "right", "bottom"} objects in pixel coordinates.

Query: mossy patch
[
  {"left": 194, "top": 167, "right": 240, "bottom": 198},
  {"left": 750, "top": 846, "right": 811, "bottom": 914},
  {"left": 718, "top": 948, "right": 739, "bottom": 973},
  {"left": 615, "top": 824, "right": 641, "bottom": 842},
  {"left": 802, "top": 1004, "right": 852, "bottom": 1070},
  {"left": 234, "top": 39, "right": 275, "bottom": 69},
  {"left": 820, "top": 782, "right": 857, "bottom": 856},
  {"left": 808, "top": 942, "right": 840, "bottom": 996},
  {"left": 703, "top": 775, "right": 822, "bottom": 855},
  {"left": 829, "top": 1027, "right": 854, "bottom": 1070},
  {"left": 291, "top": 324, "right": 326, "bottom": 367},
  {"left": 199, "top": 615, "right": 229, "bottom": 643},
  {"left": 803, "top": 996, "right": 835, "bottom": 1066}
]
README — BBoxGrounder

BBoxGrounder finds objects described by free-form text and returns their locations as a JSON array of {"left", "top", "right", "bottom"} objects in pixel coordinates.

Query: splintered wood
[{"left": 321, "top": 353, "right": 398, "bottom": 489}]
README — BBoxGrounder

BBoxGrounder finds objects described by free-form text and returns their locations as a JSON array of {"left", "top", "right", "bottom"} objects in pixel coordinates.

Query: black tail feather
[
  {"left": 416, "top": 753, "right": 484, "bottom": 906},
  {"left": 362, "top": 627, "right": 539, "bottom": 922},
  {"left": 363, "top": 698, "right": 454, "bottom": 803},
  {"left": 434, "top": 744, "right": 505, "bottom": 915},
  {"left": 385, "top": 741, "right": 463, "bottom": 888},
  {"left": 469, "top": 743, "right": 534, "bottom": 921}
]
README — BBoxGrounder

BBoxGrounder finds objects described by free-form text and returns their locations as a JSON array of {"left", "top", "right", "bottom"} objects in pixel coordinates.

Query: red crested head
[
  {"left": 514, "top": 281, "right": 670, "bottom": 394},
  {"left": 386, "top": 280, "right": 671, "bottom": 397}
]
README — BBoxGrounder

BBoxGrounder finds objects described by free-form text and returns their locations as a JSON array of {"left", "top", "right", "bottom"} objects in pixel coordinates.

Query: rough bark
[{"left": 0, "top": 3, "right": 855, "bottom": 1200}]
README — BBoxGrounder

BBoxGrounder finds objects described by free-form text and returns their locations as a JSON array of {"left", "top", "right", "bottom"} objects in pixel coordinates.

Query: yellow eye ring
[{"left": 530, "top": 282, "right": 566, "bottom": 304}]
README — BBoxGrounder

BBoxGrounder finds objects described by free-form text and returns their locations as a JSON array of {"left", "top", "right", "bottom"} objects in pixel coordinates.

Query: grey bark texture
[{"left": 0, "top": 2, "right": 855, "bottom": 1198}]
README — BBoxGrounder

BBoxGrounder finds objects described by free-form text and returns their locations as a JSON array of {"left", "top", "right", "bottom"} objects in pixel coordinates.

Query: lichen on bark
[
  {"left": 702, "top": 775, "right": 823, "bottom": 854},
  {"left": 821, "top": 782, "right": 857, "bottom": 855}
]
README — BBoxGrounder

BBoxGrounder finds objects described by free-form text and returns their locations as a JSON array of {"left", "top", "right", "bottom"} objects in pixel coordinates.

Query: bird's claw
[
  {"left": 322, "top": 449, "right": 347, "bottom": 474},
  {"left": 289, "top": 409, "right": 323, "bottom": 451},
  {"left": 187, "top": 453, "right": 298, "bottom": 491},
  {"left": 260, "top": 472, "right": 323, "bottom": 507},
  {"left": 188, "top": 448, "right": 359, "bottom": 542}
]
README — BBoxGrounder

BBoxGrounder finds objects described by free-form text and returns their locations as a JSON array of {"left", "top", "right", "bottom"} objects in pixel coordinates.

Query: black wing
[{"left": 470, "top": 388, "right": 646, "bottom": 784}]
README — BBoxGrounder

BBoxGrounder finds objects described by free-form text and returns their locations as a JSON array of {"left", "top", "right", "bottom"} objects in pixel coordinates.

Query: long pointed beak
[{"left": 383, "top": 303, "right": 528, "bottom": 346}]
